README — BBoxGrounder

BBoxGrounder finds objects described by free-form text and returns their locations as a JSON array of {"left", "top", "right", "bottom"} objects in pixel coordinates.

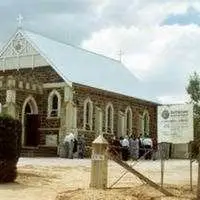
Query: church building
[{"left": 0, "top": 27, "right": 158, "bottom": 157}]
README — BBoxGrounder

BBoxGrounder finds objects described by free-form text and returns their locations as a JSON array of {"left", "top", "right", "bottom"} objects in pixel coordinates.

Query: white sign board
[{"left": 157, "top": 104, "right": 193, "bottom": 143}]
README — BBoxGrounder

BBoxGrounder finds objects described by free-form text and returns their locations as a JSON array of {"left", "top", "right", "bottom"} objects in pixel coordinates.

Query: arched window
[
  {"left": 105, "top": 102, "right": 114, "bottom": 133},
  {"left": 125, "top": 106, "right": 132, "bottom": 135},
  {"left": 83, "top": 98, "right": 93, "bottom": 130},
  {"left": 25, "top": 102, "right": 31, "bottom": 114},
  {"left": 52, "top": 95, "right": 58, "bottom": 111},
  {"left": 86, "top": 101, "right": 90, "bottom": 124},
  {"left": 48, "top": 90, "right": 61, "bottom": 117},
  {"left": 143, "top": 110, "right": 150, "bottom": 136}
]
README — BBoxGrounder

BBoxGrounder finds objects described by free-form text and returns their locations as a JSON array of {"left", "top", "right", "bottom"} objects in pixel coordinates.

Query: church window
[
  {"left": 143, "top": 110, "right": 150, "bottom": 136},
  {"left": 86, "top": 102, "right": 90, "bottom": 124},
  {"left": 118, "top": 111, "right": 125, "bottom": 137},
  {"left": 47, "top": 90, "right": 61, "bottom": 118},
  {"left": 83, "top": 98, "right": 93, "bottom": 130},
  {"left": 125, "top": 106, "right": 132, "bottom": 135},
  {"left": 105, "top": 102, "right": 114, "bottom": 133},
  {"left": 94, "top": 107, "right": 103, "bottom": 136},
  {"left": 25, "top": 102, "right": 31, "bottom": 114}
]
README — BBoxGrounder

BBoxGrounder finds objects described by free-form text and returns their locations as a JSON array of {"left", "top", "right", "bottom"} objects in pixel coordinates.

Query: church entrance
[{"left": 22, "top": 96, "right": 40, "bottom": 146}]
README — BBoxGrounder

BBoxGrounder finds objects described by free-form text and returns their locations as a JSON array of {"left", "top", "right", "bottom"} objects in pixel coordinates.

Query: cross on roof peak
[
  {"left": 17, "top": 14, "right": 23, "bottom": 29},
  {"left": 118, "top": 49, "right": 124, "bottom": 63}
]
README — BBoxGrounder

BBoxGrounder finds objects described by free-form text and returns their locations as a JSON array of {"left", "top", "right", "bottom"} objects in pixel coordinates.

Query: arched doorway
[{"left": 22, "top": 96, "right": 40, "bottom": 146}]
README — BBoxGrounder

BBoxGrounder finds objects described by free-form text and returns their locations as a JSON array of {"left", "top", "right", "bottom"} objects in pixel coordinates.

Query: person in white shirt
[
  {"left": 142, "top": 136, "right": 153, "bottom": 160},
  {"left": 121, "top": 135, "right": 129, "bottom": 161},
  {"left": 64, "top": 133, "right": 74, "bottom": 159},
  {"left": 143, "top": 137, "right": 153, "bottom": 147}
]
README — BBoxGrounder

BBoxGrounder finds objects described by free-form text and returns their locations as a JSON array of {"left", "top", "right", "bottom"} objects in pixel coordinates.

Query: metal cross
[
  {"left": 118, "top": 49, "right": 124, "bottom": 62},
  {"left": 17, "top": 14, "right": 23, "bottom": 29}
]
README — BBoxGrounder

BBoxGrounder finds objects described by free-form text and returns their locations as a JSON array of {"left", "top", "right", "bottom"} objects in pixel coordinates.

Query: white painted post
[{"left": 90, "top": 134, "right": 108, "bottom": 189}]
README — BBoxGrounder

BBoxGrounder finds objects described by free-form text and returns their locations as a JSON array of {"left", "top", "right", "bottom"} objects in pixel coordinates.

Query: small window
[
  {"left": 105, "top": 103, "right": 114, "bottom": 133},
  {"left": 48, "top": 90, "right": 61, "bottom": 118},
  {"left": 83, "top": 98, "right": 93, "bottom": 130},
  {"left": 51, "top": 95, "right": 58, "bottom": 117},
  {"left": 125, "top": 107, "right": 132, "bottom": 135},
  {"left": 143, "top": 111, "right": 150, "bottom": 136}
]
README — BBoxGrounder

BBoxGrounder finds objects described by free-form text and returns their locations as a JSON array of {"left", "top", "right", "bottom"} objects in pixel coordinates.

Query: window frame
[
  {"left": 142, "top": 110, "right": 150, "bottom": 136},
  {"left": 47, "top": 89, "right": 61, "bottom": 118},
  {"left": 105, "top": 102, "right": 114, "bottom": 134},
  {"left": 83, "top": 97, "right": 93, "bottom": 130},
  {"left": 125, "top": 106, "right": 133, "bottom": 135}
]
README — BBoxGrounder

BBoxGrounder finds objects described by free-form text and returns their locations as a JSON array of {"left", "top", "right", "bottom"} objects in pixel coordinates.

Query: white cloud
[
  {"left": 157, "top": 94, "right": 191, "bottom": 104},
  {"left": 1, "top": 0, "right": 200, "bottom": 104},
  {"left": 81, "top": 7, "right": 200, "bottom": 103}
]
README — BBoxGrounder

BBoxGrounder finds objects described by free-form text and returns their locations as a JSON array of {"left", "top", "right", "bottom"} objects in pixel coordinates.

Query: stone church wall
[
  {"left": 0, "top": 66, "right": 64, "bottom": 146},
  {"left": 73, "top": 83, "right": 158, "bottom": 152},
  {"left": 0, "top": 66, "right": 158, "bottom": 157},
  {"left": 0, "top": 66, "right": 64, "bottom": 83}
]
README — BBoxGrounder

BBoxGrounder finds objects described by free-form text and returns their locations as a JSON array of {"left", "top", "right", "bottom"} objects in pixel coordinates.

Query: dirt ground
[{"left": 0, "top": 158, "right": 198, "bottom": 200}]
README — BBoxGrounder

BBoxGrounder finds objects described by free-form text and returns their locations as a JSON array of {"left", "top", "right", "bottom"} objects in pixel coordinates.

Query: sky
[{"left": 0, "top": 0, "right": 200, "bottom": 104}]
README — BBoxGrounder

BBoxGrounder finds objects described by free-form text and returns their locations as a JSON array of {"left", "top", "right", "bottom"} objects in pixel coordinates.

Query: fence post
[
  {"left": 160, "top": 142, "right": 165, "bottom": 188},
  {"left": 189, "top": 141, "right": 193, "bottom": 191},
  {"left": 90, "top": 134, "right": 108, "bottom": 189},
  {"left": 197, "top": 147, "right": 200, "bottom": 199}
]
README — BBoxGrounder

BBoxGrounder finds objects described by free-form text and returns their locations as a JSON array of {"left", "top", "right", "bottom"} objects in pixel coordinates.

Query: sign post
[
  {"left": 160, "top": 142, "right": 165, "bottom": 188},
  {"left": 90, "top": 134, "right": 108, "bottom": 189},
  {"left": 157, "top": 104, "right": 194, "bottom": 190}
]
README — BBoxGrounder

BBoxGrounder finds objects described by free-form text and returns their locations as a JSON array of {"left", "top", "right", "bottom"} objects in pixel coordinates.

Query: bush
[
  {"left": 0, "top": 115, "right": 22, "bottom": 183},
  {"left": 190, "top": 139, "right": 200, "bottom": 159}
]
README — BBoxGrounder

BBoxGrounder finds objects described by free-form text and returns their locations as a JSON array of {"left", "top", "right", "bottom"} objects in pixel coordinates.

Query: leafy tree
[
  {"left": 186, "top": 72, "right": 200, "bottom": 139},
  {"left": 0, "top": 114, "right": 21, "bottom": 183}
]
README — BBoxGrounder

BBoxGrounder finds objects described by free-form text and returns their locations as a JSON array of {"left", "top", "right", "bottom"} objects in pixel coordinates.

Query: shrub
[
  {"left": 189, "top": 139, "right": 200, "bottom": 160},
  {"left": 0, "top": 114, "right": 22, "bottom": 183}
]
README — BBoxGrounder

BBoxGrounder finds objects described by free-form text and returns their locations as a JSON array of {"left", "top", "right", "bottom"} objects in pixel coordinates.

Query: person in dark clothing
[
  {"left": 143, "top": 136, "right": 153, "bottom": 160},
  {"left": 138, "top": 134, "right": 144, "bottom": 158},
  {"left": 110, "top": 136, "right": 122, "bottom": 158},
  {"left": 121, "top": 135, "right": 129, "bottom": 161},
  {"left": 73, "top": 138, "right": 78, "bottom": 154},
  {"left": 77, "top": 135, "right": 85, "bottom": 159}
]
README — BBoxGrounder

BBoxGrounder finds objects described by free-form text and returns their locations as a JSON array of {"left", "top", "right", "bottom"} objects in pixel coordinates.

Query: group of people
[
  {"left": 63, "top": 132, "right": 155, "bottom": 161},
  {"left": 109, "top": 134, "right": 154, "bottom": 161},
  {"left": 63, "top": 133, "right": 86, "bottom": 159}
]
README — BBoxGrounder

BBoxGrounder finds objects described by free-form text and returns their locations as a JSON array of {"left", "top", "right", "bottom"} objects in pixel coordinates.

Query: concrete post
[{"left": 90, "top": 134, "right": 108, "bottom": 189}]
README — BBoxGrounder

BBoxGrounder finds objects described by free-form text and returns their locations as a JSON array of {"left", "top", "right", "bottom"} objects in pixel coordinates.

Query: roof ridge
[{"left": 23, "top": 29, "right": 122, "bottom": 65}]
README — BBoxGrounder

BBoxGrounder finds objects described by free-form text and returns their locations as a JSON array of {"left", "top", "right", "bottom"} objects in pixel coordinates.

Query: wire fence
[{"left": 105, "top": 143, "right": 198, "bottom": 199}]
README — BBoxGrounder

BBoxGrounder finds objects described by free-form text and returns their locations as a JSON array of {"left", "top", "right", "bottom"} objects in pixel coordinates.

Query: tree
[
  {"left": 0, "top": 114, "right": 21, "bottom": 183},
  {"left": 186, "top": 72, "right": 200, "bottom": 139}
]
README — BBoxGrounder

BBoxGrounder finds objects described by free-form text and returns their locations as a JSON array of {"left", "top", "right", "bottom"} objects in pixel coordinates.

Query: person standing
[
  {"left": 129, "top": 135, "right": 134, "bottom": 160},
  {"left": 121, "top": 135, "right": 129, "bottom": 161},
  {"left": 138, "top": 134, "right": 144, "bottom": 158},
  {"left": 77, "top": 135, "right": 85, "bottom": 159},
  {"left": 143, "top": 135, "right": 153, "bottom": 160},
  {"left": 63, "top": 133, "right": 74, "bottom": 158},
  {"left": 132, "top": 135, "right": 139, "bottom": 160},
  {"left": 109, "top": 136, "right": 122, "bottom": 158}
]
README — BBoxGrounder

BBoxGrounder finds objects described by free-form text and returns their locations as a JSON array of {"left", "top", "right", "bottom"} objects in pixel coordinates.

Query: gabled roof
[{"left": 0, "top": 29, "right": 154, "bottom": 101}]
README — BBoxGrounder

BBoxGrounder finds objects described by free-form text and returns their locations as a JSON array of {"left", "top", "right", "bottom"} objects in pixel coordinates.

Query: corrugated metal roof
[{"left": 22, "top": 30, "right": 144, "bottom": 98}]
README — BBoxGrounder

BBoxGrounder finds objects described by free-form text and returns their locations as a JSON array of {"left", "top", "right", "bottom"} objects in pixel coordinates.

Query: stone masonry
[{"left": 0, "top": 66, "right": 158, "bottom": 157}]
